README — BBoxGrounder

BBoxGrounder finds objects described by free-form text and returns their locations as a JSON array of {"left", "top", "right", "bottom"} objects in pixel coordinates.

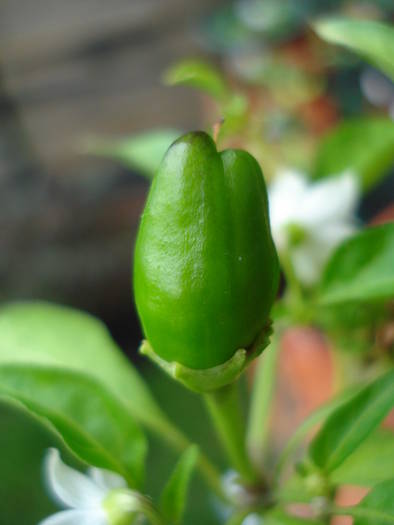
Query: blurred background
[{"left": 0, "top": 1, "right": 393, "bottom": 523}]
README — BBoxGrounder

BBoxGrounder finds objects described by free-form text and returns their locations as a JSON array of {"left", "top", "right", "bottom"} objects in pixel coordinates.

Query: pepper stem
[
  {"left": 246, "top": 333, "right": 280, "bottom": 470},
  {"left": 204, "top": 382, "right": 258, "bottom": 485}
]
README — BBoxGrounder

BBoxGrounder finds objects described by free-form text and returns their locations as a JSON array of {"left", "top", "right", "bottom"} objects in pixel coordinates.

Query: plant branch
[
  {"left": 246, "top": 333, "right": 280, "bottom": 470},
  {"left": 204, "top": 382, "right": 258, "bottom": 485}
]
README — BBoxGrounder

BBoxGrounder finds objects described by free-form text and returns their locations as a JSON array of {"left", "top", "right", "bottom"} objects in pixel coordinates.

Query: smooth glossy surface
[{"left": 134, "top": 131, "right": 279, "bottom": 369}]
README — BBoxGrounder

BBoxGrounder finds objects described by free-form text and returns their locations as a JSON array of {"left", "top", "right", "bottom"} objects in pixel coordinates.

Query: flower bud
[
  {"left": 104, "top": 489, "right": 154, "bottom": 525},
  {"left": 134, "top": 131, "right": 279, "bottom": 371}
]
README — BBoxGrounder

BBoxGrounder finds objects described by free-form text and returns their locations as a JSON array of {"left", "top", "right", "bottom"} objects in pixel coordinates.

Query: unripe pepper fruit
[{"left": 134, "top": 131, "right": 279, "bottom": 370}]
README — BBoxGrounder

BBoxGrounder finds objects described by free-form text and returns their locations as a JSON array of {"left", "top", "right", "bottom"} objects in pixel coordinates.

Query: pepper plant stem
[
  {"left": 204, "top": 382, "right": 257, "bottom": 485},
  {"left": 246, "top": 333, "right": 280, "bottom": 469}
]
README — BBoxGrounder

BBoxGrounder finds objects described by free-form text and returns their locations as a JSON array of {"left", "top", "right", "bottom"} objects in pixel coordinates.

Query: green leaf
[
  {"left": 160, "top": 445, "right": 199, "bottom": 524},
  {"left": 163, "top": 60, "right": 229, "bottom": 100},
  {"left": 313, "top": 17, "right": 394, "bottom": 80},
  {"left": 309, "top": 370, "right": 394, "bottom": 473},
  {"left": 319, "top": 224, "right": 394, "bottom": 305},
  {"left": 0, "top": 302, "right": 181, "bottom": 444},
  {"left": 312, "top": 118, "right": 394, "bottom": 190},
  {"left": 350, "top": 479, "right": 394, "bottom": 524},
  {"left": 333, "top": 430, "right": 394, "bottom": 487},
  {"left": 83, "top": 129, "right": 181, "bottom": 178},
  {"left": 0, "top": 365, "right": 146, "bottom": 487},
  {"left": 264, "top": 509, "right": 324, "bottom": 524},
  {"left": 226, "top": 509, "right": 324, "bottom": 525},
  {"left": 275, "top": 386, "right": 360, "bottom": 480}
]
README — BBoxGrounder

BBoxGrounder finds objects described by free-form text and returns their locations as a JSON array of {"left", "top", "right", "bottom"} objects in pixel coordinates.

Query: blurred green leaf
[
  {"left": 313, "top": 17, "right": 394, "bottom": 80},
  {"left": 275, "top": 385, "right": 360, "bottom": 479},
  {"left": 218, "top": 93, "right": 249, "bottom": 142},
  {"left": 0, "top": 365, "right": 146, "bottom": 487},
  {"left": 318, "top": 224, "right": 394, "bottom": 305},
  {"left": 0, "top": 401, "right": 60, "bottom": 525},
  {"left": 226, "top": 509, "right": 324, "bottom": 525},
  {"left": 333, "top": 430, "right": 394, "bottom": 487},
  {"left": 317, "top": 302, "right": 388, "bottom": 356},
  {"left": 163, "top": 59, "right": 229, "bottom": 100},
  {"left": 264, "top": 509, "right": 324, "bottom": 524},
  {"left": 84, "top": 129, "right": 181, "bottom": 178},
  {"left": 160, "top": 445, "right": 199, "bottom": 524},
  {"left": 0, "top": 302, "right": 181, "bottom": 444},
  {"left": 309, "top": 370, "right": 394, "bottom": 473},
  {"left": 276, "top": 470, "right": 314, "bottom": 508},
  {"left": 350, "top": 479, "right": 394, "bottom": 524},
  {"left": 312, "top": 118, "right": 394, "bottom": 190},
  {"left": 239, "top": 58, "right": 323, "bottom": 105}
]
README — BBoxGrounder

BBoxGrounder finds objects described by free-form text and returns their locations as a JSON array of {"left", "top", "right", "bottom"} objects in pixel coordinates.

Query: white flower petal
[
  {"left": 88, "top": 467, "right": 127, "bottom": 491},
  {"left": 268, "top": 169, "right": 309, "bottom": 249},
  {"left": 296, "top": 171, "right": 359, "bottom": 228},
  {"left": 269, "top": 168, "right": 360, "bottom": 284},
  {"left": 38, "top": 509, "right": 107, "bottom": 525},
  {"left": 45, "top": 449, "right": 106, "bottom": 510},
  {"left": 269, "top": 170, "right": 307, "bottom": 219},
  {"left": 291, "top": 221, "right": 356, "bottom": 286},
  {"left": 314, "top": 221, "right": 356, "bottom": 253}
]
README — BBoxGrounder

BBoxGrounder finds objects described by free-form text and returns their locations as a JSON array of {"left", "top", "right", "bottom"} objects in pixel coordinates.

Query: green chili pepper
[{"left": 134, "top": 131, "right": 279, "bottom": 370}]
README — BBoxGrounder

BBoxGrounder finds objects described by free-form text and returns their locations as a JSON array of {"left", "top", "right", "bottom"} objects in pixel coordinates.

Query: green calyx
[
  {"left": 140, "top": 321, "right": 272, "bottom": 393},
  {"left": 134, "top": 131, "right": 279, "bottom": 371},
  {"left": 104, "top": 489, "right": 164, "bottom": 525},
  {"left": 103, "top": 489, "right": 149, "bottom": 525}
]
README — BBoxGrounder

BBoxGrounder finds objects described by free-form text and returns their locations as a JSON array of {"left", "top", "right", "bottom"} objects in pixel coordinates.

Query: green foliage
[
  {"left": 0, "top": 302, "right": 179, "bottom": 444},
  {"left": 0, "top": 365, "right": 146, "bottom": 487},
  {"left": 0, "top": 402, "right": 59, "bottom": 525},
  {"left": 264, "top": 511, "right": 324, "bottom": 525},
  {"left": 144, "top": 363, "right": 223, "bottom": 525},
  {"left": 312, "top": 118, "right": 394, "bottom": 190},
  {"left": 333, "top": 430, "right": 394, "bottom": 487},
  {"left": 319, "top": 224, "right": 394, "bottom": 305},
  {"left": 160, "top": 445, "right": 199, "bottom": 524},
  {"left": 227, "top": 509, "right": 323, "bottom": 525},
  {"left": 350, "top": 478, "right": 394, "bottom": 525},
  {"left": 163, "top": 59, "right": 229, "bottom": 100},
  {"left": 313, "top": 17, "right": 394, "bottom": 80},
  {"left": 276, "top": 385, "right": 360, "bottom": 478},
  {"left": 317, "top": 301, "right": 388, "bottom": 355},
  {"left": 309, "top": 370, "right": 394, "bottom": 473},
  {"left": 217, "top": 93, "right": 249, "bottom": 142},
  {"left": 84, "top": 129, "right": 181, "bottom": 178},
  {"left": 162, "top": 59, "right": 250, "bottom": 143}
]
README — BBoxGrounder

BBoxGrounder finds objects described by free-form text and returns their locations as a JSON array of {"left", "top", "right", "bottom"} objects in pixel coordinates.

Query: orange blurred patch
[
  {"left": 270, "top": 326, "right": 335, "bottom": 450},
  {"left": 332, "top": 485, "right": 369, "bottom": 525}
]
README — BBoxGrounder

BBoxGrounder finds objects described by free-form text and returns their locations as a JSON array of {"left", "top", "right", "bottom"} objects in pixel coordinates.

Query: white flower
[
  {"left": 268, "top": 168, "right": 360, "bottom": 285},
  {"left": 221, "top": 470, "right": 258, "bottom": 507},
  {"left": 39, "top": 449, "right": 128, "bottom": 525}
]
